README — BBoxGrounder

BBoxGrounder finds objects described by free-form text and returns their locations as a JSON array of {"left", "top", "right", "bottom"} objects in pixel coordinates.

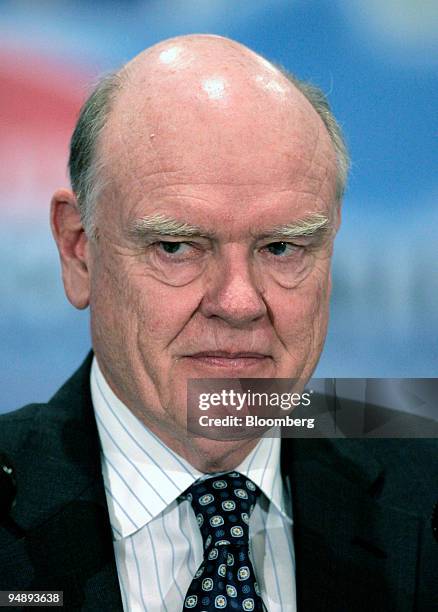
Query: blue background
[{"left": 1, "top": 0, "right": 437, "bottom": 413}]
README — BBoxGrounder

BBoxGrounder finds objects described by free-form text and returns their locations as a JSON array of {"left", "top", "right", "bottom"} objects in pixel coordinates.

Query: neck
[{"left": 147, "top": 424, "right": 261, "bottom": 473}]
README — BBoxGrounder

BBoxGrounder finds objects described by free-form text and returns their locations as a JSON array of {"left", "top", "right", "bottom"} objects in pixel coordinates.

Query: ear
[{"left": 50, "top": 188, "right": 90, "bottom": 309}]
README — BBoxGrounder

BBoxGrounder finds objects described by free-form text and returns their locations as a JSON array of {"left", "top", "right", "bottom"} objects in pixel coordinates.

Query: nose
[{"left": 199, "top": 245, "right": 267, "bottom": 326}]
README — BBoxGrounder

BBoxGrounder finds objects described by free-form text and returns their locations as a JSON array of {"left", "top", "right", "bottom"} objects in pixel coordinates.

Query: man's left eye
[{"left": 264, "top": 242, "right": 299, "bottom": 257}]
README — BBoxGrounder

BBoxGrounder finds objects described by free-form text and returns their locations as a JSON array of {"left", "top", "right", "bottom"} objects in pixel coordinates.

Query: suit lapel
[
  {"left": 0, "top": 353, "right": 123, "bottom": 610},
  {"left": 281, "top": 437, "right": 420, "bottom": 611}
]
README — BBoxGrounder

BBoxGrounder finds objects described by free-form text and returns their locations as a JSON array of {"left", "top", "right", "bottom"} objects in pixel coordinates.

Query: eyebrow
[
  {"left": 260, "top": 213, "right": 330, "bottom": 239},
  {"left": 129, "top": 214, "right": 208, "bottom": 239},
  {"left": 128, "top": 212, "right": 331, "bottom": 241}
]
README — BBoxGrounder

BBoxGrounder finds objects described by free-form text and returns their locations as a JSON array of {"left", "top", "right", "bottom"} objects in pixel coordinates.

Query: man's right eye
[
  {"left": 158, "top": 241, "right": 187, "bottom": 254},
  {"left": 153, "top": 241, "right": 200, "bottom": 261}
]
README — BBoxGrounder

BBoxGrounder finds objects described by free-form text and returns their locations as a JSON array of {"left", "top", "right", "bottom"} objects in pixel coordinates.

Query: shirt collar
[
  {"left": 237, "top": 432, "right": 290, "bottom": 520},
  {"left": 91, "top": 357, "right": 289, "bottom": 539}
]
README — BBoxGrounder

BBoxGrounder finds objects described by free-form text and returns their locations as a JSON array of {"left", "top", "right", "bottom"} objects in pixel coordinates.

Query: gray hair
[
  {"left": 68, "top": 64, "right": 349, "bottom": 239},
  {"left": 279, "top": 67, "right": 350, "bottom": 205},
  {"left": 69, "top": 71, "right": 122, "bottom": 238}
]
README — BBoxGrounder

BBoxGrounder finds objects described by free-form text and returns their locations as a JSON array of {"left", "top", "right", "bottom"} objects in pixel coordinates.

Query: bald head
[
  {"left": 120, "top": 34, "right": 302, "bottom": 103},
  {"left": 69, "top": 34, "right": 348, "bottom": 237}
]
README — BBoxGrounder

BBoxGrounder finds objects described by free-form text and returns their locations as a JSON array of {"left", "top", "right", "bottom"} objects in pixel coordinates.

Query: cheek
[
  {"left": 91, "top": 252, "right": 203, "bottom": 348},
  {"left": 89, "top": 256, "right": 131, "bottom": 354},
  {"left": 271, "top": 272, "right": 330, "bottom": 344},
  {"left": 135, "top": 282, "right": 202, "bottom": 341}
]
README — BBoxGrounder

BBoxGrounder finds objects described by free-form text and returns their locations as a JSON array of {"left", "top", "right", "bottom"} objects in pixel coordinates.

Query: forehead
[{"left": 100, "top": 45, "right": 338, "bottom": 227}]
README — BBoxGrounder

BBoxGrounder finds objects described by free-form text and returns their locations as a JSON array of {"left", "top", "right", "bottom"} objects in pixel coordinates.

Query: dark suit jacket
[{"left": 0, "top": 354, "right": 437, "bottom": 611}]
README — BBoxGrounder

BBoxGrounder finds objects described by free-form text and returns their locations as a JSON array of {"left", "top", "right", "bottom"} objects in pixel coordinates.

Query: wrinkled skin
[{"left": 51, "top": 35, "right": 340, "bottom": 471}]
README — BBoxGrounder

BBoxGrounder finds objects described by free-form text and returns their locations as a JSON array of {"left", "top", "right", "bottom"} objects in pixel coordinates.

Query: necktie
[{"left": 183, "top": 471, "right": 264, "bottom": 611}]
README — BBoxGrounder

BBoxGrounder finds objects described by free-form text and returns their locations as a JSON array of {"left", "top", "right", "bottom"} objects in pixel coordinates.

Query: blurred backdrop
[{"left": 1, "top": 0, "right": 437, "bottom": 413}]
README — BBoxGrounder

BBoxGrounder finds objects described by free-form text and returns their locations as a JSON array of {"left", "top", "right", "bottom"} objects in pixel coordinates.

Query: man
[{"left": 0, "top": 35, "right": 436, "bottom": 611}]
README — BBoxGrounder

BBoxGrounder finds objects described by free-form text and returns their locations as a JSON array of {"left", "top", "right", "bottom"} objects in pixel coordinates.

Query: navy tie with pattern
[{"left": 183, "top": 472, "right": 264, "bottom": 611}]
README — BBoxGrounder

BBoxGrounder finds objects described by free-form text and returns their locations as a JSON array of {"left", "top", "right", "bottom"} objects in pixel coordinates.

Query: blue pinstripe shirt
[{"left": 91, "top": 357, "right": 296, "bottom": 611}]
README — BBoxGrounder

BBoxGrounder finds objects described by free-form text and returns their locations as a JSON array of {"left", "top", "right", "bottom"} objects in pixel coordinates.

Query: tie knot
[{"left": 187, "top": 472, "right": 261, "bottom": 550}]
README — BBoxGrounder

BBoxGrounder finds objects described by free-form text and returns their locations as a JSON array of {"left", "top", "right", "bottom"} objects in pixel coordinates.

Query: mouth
[{"left": 183, "top": 351, "right": 272, "bottom": 370}]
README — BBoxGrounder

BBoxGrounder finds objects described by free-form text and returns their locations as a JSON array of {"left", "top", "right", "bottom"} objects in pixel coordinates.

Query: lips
[
  {"left": 183, "top": 350, "right": 271, "bottom": 370},
  {"left": 188, "top": 351, "right": 268, "bottom": 359}
]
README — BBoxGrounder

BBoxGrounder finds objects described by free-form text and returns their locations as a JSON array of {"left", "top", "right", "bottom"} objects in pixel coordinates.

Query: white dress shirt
[{"left": 91, "top": 357, "right": 296, "bottom": 611}]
